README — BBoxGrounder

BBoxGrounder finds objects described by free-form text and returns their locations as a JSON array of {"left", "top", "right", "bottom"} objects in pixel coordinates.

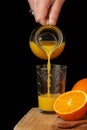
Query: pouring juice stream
[
  {"left": 29, "top": 25, "right": 65, "bottom": 111},
  {"left": 39, "top": 41, "right": 59, "bottom": 95},
  {"left": 37, "top": 40, "right": 65, "bottom": 112}
]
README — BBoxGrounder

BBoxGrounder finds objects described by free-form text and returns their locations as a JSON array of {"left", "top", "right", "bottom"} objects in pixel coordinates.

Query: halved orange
[{"left": 53, "top": 90, "right": 87, "bottom": 121}]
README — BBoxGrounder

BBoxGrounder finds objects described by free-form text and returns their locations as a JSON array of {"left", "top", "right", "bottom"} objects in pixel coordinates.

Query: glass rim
[{"left": 36, "top": 64, "right": 67, "bottom": 70}]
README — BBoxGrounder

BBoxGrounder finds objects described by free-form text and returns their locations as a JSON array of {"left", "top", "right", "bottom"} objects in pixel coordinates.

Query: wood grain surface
[{"left": 13, "top": 108, "right": 87, "bottom": 130}]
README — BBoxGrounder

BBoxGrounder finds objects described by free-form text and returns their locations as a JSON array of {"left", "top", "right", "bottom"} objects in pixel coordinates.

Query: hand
[{"left": 28, "top": 0, "right": 65, "bottom": 25}]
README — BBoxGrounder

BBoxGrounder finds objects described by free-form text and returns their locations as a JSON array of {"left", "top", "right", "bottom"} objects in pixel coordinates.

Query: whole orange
[{"left": 72, "top": 78, "right": 87, "bottom": 94}]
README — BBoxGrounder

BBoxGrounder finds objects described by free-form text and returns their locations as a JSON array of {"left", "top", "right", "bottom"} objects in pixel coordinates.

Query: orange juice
[
  {"left": 30, "top": 41, "right": 65, "bottom": 60},
  {"left": 37, "top": 41, "right": 66, "bottom": 112},
  {"left": 29, "top": 25, "right": 66, "bottom": 112},
  {"left": 38, "top": 93, "right": 60, "bottom": 111}
]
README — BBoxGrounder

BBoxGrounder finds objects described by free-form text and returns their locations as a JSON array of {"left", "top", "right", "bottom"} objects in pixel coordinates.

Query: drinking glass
[{"left": 36, "top": 64, "right": 67, "bottom": 112}]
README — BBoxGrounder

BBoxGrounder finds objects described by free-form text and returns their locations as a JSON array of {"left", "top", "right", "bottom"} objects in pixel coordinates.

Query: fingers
[
  {"left": 28, "top": 0, "right": 65, "bottom": 25},
  {"left": 34, "top": 0, "right": 51, "bottom": 25},
  {"left": 28, "top": 0, "right": 34, "bottom": 11},
  {"left": 48, "top": 0, "right": 65, "bottom": 25}
]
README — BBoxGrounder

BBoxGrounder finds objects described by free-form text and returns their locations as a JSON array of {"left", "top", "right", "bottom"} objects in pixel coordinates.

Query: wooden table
[
  {"left": 13, "top": 107, "right": 87, "bottom": 130},
  {"left": 13, "top": 108, "right": 58, "bottom": 130}
]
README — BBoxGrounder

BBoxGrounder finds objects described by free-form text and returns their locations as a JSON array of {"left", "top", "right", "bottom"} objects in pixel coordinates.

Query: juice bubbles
[{"left": 29, "top": 25, "right": 67, "bottom": 112}]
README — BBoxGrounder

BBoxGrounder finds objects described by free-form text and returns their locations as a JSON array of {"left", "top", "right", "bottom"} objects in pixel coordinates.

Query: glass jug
[{"left": 29, "top": 25, "right": 65, "bottom": 60}]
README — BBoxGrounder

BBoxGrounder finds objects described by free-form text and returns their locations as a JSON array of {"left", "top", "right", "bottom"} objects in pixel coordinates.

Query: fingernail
[{"left": 46, "top": 19, "right": 49, "bottom": 25}]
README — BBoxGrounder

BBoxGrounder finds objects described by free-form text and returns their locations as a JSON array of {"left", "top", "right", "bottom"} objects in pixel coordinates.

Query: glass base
[{"left": 39, "top": 108, "right": 55, "bottom": 114}]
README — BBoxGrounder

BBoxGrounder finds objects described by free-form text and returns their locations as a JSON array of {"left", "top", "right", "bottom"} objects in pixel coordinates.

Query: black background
[{"left": 1, "top": 0, "right": 87, "bottom": 129}]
